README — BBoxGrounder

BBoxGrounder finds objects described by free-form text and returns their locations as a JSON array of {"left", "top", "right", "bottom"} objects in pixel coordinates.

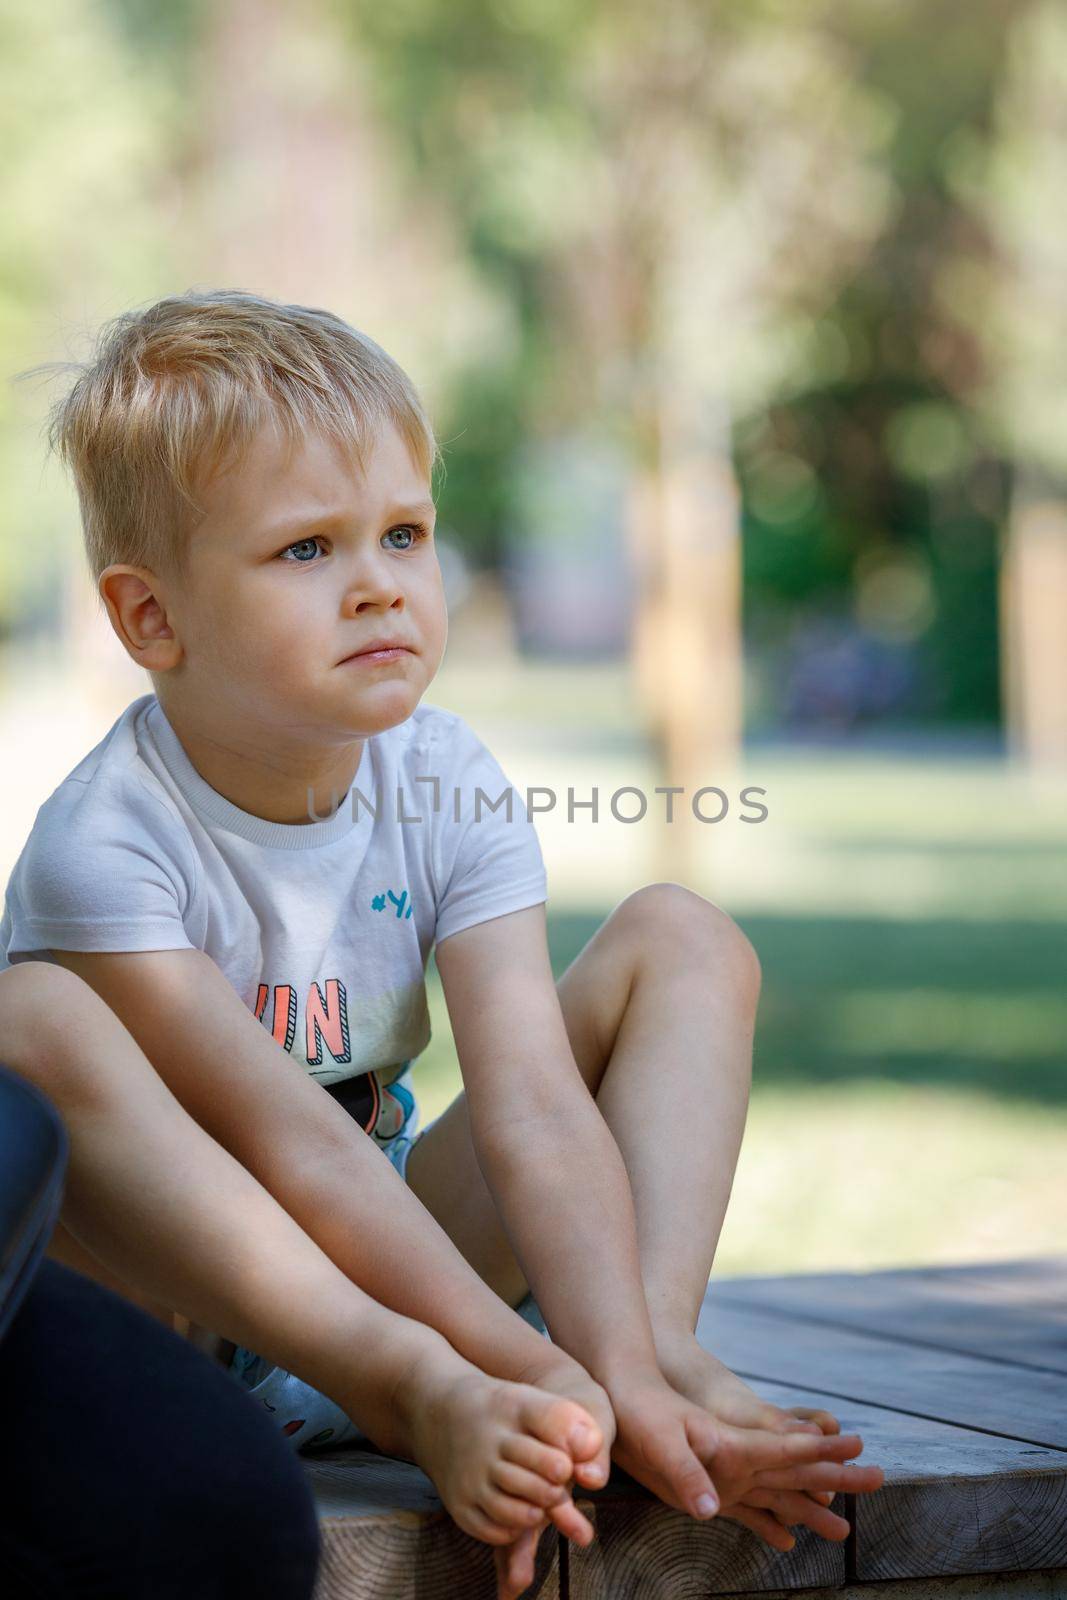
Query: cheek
[
  {"left": 209, "top": 604, "right": 300, "bottom": 681},
  {"left": 420, "top": 570, "right": 449, "bottom": 640}
]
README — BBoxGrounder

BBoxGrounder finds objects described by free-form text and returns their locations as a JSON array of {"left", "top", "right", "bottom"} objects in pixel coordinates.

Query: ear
[{"left": 98, "top": 565, "right": 184, "bottom": 672}]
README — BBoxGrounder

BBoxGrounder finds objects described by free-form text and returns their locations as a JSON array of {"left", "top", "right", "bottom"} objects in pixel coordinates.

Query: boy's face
[{"left": 167, "top": 417, "right": 447, "bottom": 745}]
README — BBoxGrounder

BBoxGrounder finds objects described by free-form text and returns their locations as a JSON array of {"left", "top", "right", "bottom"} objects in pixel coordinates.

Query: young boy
[{"left": 1, "top": 290, "right": 882, "bottom": 1596}]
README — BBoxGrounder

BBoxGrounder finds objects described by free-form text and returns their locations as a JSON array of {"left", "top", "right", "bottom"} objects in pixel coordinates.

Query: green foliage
[
  {"left": 0, "top": 0, "right": 1047, "bottom": 725},
  {"left": 0, "top": 0, "right": 179, "bottom": 633},
  {"left": 967, "top": 0, "right": 1067, "bottom": 476}
]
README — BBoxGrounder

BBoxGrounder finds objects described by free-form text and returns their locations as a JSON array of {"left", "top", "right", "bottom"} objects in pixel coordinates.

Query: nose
[{"left": 342, "top": 550, "right": 405, "bottom": 614}]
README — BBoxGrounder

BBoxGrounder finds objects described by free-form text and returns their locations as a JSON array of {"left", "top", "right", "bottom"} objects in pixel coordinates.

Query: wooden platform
[{"left": 303, "top": 1258, "right": 1067, "bottom": 1598}]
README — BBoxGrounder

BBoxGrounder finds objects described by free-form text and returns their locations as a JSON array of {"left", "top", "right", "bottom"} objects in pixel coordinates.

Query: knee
[{"left": 610, "top": 883, "right": 762, "bottom": 995}]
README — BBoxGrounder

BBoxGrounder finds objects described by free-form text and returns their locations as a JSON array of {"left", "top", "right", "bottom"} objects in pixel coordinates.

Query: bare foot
[
  {"left": 513, "top": 1348, "right": 617, "bottom": 1492},
  {"left": 494, "top": 1523, "right": 551, "bottom": 1600},
  {"left": 486, "top": 1353, "right": 616, "bottom": 1598},
  {"left": 656, "top": 1328, "right": 840, "bottom": 1437},
  {"left": 397, "top": 1365, "right": 603, "bottom": 1550}
]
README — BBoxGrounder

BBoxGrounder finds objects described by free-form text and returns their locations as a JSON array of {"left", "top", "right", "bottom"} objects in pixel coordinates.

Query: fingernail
[{"left": 696, "top": 1492, "right": 719, "bottom": 1518}]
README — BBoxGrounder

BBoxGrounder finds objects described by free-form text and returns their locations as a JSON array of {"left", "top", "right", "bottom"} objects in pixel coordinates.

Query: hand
[
  {"left": 724, "top": 1403, "right": 851, "bottom": 1547},
  {"left": 607, "top": 1370, "right": 879, "bottom": 1526}
]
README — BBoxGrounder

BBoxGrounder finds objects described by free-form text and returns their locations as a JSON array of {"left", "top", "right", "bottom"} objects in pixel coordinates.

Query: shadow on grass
[
  {"left": 827, "top": 838, "right": 1067, "bottom": 860},
  {"left": 545, "top": 911, "right": 1067, "bottom": 1108}
]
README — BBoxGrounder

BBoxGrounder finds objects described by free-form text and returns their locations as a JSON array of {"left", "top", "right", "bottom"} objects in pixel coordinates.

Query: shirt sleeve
[
  {"left": 431, "top": 714, "right": 548, "bottom": 946},
  {"left": 2, "top": 771, "right": 199, "bottom": 962}
]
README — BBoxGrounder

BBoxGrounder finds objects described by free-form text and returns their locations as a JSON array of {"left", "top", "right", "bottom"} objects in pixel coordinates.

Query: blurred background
[{"left": 1, "top": 0, "right": 1064, "bottom": 1272}]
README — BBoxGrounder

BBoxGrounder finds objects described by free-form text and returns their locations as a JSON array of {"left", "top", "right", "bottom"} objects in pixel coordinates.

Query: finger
[
  {"left": 752, "top": 1461, "right": 885, "bottom": 1495},
  {"left": 492, "top": 1460, "right": 570, "bottom": 1509},
  {"left": 747, "top": 1428, "right": 866, "bottom": 1468},
  {"left": 790, "top": 1405, "right": 841, "bottom": 1435},
  {"left": 744, "top": 1488, "right": 851, "bottom": 1542},
  {"left": 722, "top": 1504, "right": 796, "bottom": 1551},
  {"left": 669, "top": 1417, "right": 726, "bottom": 1520}
]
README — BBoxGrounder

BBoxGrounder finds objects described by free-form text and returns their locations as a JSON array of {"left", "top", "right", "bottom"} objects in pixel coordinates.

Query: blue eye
[
  {"left": 383, "top": 523, "right": 430, "bottom": 551},
  {"left": 280, "top": 537, "right": 323, "bottom": 563},
  {"left": 277, "top": 524, "right": 431, "bottom": 563}
]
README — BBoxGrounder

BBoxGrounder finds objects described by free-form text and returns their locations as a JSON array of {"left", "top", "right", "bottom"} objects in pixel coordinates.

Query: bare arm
[
  {"left": 47, "top": 945, "right": 560, "bottom": 1384},
  {"left": 434, "top": 904, "right": 662, "bottom": 1385}
]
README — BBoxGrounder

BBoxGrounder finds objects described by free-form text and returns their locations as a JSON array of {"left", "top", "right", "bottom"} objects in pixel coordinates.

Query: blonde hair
[{"left": 36, "top": 288, "right": 439, "bottom": 585}]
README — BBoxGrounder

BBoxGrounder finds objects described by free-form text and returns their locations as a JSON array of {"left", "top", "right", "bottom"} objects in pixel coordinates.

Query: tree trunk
[
  {"left": 629, "top": 409, "right": 742, "bottom": 885},
  {"left": 1000, "top": 494, "right": 1067, "bottom": 768}
]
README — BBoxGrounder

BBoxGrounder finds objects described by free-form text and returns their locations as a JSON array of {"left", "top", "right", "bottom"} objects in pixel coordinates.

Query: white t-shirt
[{"left": 0, "top": 693, "right": 548, "bottom": 1130}]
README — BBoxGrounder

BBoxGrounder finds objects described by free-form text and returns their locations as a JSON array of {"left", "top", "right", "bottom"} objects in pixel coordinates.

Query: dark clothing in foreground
[{"left": 0, "top": 1258, "right": 321, "bottom": 1600}]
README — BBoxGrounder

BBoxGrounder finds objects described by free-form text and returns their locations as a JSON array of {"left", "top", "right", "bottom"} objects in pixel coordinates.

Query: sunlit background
[{"left": 2, "top": 0, "right": 1065, "bottom": 1272}]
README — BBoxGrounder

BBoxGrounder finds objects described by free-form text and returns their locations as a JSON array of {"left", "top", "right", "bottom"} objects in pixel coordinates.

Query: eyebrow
[{"left": 259, "top": 500, "right": 437, "bottom": 541}]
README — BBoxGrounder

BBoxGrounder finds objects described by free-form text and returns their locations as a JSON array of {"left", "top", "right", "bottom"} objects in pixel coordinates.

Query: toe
[
  {"left": 495, "top": 1529, "right": 541, "bottom": 1600},
  {"left": 522, "top": 1392, "right": 602, "bottom": 1460},
  {"left": 481, "top": 1489, "right": 549, "bottom": 1531},
  {"left": 465, "top": 1506, "right": 523, "bottom": 1547},
  {"left": 501, "top": 1433, "right": 573, "bottom": 1485},
  {"left": 493, "top": 1460, "right": 568, "bottom": 1508}
]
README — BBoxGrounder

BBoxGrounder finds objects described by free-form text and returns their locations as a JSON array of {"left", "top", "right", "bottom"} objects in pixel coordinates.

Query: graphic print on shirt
[
  {"left": 255, "top": 978, "right": 351, "bottom": 1072},
  {"left": 371, "top": 887, "right": 414, "bottom": 919},
  {"left": 253, "top": 969, "right": 428, "bottom": 1140}
]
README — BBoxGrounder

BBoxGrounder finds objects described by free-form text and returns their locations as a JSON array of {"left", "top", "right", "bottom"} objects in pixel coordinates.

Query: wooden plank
[
  {"left": 916, "top": 1258, "right": 1067, "bottom": 1303},
  {"left": 696, "top": 1300, "right": 1067, "bottom": 1449},
  {"left": 755, "top": 1572, "right": 1067, "bottom": 1599},
  {"left": 303, "top": 1439, "right": 843, "bottom": 1599},
  {"left": 755, "top": 1379, "right": 1067, "bottom": 1582},
  {"left": 709, "top": 1259, "right": 1067, "bottom": 1374},
  {"left": 567, "top": 1482, "right": 844, "bottom": 1598},
  {"left": 566, "top": 1376, "right": 1067, "bottom": 1596},
  {"left": 856, "top": 1472, "right": 1067, "bottom": 1585},
  {"left": 303, "top": 1450, "right": 559, "bottom": 1600},
  {"left": 304, "top": 1397, "right": 1067, "bottom": 1597},
  {"left": 302, "top": 1261, "right": 1067, "bottom": 1595},
  {"left": 751, "top": 1379, "right": 1067, "bottom": 1488}
]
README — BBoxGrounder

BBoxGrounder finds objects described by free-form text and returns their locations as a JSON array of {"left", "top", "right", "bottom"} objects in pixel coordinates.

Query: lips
[{"left": 340, "top": 639, "right": 414, "bottom": 662}]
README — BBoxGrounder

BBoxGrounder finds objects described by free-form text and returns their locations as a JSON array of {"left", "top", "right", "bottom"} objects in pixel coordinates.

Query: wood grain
[
  {"left": 754, "top": 1379, "right": 1067, "bottom": 1580},
  {"left": 567, "top": 1486, "right": 843, "bottom": 1598},
  {"left": 855, "top": 1471, "right": 1067, "bottom": 1583},
  {"left": 304, "top": 1450, "right": 559, "bottom": 1600},
  {"left": 709, "top": 1259, "right": 1067, "bottom": 1374},
  {"left": 301, "top": 1260, "right": 1067, "bottom": 1595},
  {"left": 697, "top": 1300, "right": 1067, "bottom": 1448},
  {"left": 753, "top": 1378, "right": 1067, "bottom": 1484}
]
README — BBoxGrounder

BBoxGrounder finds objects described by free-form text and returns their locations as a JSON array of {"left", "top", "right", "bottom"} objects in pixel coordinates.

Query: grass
[
  {"left": 408, "top": 653, "right": 1067, "bottom": 1275},
  {"left": 3, "top": 646, "right": 1063, "bottom": 1276}
]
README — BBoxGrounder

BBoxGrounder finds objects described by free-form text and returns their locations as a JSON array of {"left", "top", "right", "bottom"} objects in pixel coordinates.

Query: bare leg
[
  {"left": 408, "top": 884, "right": 845, "bottom": 1534},
  {"left": 0, "top": 960, "right": 602, "bottom": 1560},
  {"left": 412, "top": 884, "right": 822, "bottom": 1408},
  {"left": 46, "top": 1219, "right": 178, "bottom": 1327}
]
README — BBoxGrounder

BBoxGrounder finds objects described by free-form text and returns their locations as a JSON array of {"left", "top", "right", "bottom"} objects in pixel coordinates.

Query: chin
[{"left": 348, "top": 686, "right": 423, "bottom": 732}]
